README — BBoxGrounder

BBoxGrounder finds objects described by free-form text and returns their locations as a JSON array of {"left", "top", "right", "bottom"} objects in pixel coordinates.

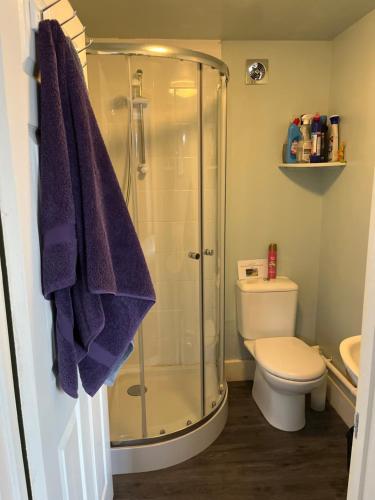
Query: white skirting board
[
  {"left": 326, "top": 375, "right": 356, "bottom": 428},
  {"left": 225, "top": 359, "right": 255, "bottom": 381}
]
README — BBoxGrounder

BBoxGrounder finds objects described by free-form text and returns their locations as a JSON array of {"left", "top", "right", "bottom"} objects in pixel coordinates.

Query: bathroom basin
[{"left": 339, "top": 335, "right": 361, "bottom": 386}]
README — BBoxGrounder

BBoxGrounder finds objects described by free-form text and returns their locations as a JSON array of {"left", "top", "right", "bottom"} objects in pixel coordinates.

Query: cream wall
[
  {"left": 222, "top": 41, "right": 332, "bottom": 360},
  {"left": 316, "top": 10, "right": 375, "bottom": 370}
]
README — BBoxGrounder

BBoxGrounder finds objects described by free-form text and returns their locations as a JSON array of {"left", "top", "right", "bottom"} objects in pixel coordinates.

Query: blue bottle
[{"left": 285, "top": 118, "right": 301, "bottom": 163}]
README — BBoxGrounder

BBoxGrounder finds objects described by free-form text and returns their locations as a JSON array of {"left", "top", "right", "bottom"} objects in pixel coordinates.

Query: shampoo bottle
[
  {"left": 285, "top": 118, "right": 301, "bottom": 163},
  {"left": 267, "top": 243, "right": 277, "bottom": 280}
]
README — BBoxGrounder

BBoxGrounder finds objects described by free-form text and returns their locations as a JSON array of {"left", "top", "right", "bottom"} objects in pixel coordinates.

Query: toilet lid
[{"left": 255, "top": 337, "right": 326, "bottom": 382}]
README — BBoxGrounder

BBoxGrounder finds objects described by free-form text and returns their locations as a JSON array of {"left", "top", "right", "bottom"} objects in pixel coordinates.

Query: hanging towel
[
  {"left": 105, "top": 341, "right": 134, "bottom": 386},
  {"left": 38, "top": 20, "right": 155, "bottom": 398}
]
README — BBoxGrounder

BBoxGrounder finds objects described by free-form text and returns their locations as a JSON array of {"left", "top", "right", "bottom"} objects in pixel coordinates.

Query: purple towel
[{"left": 38, "top": 20, "right": 155, "bottom": 398}]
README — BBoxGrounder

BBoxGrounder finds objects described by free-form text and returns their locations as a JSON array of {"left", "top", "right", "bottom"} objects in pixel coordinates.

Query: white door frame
[
  {"left": 0, "top": 237, "right": 29, "bottom": 500},
  {"left": 347, "top": 169, "right": 375, "bottom": 499},
  {"left": 0, "top": 1, "right": 53, "bottom": 497}
]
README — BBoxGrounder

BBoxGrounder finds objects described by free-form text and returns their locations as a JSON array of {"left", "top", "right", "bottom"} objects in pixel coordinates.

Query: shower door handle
[{"left": 188, "top": 251, "right": 200, "bottom": 260}]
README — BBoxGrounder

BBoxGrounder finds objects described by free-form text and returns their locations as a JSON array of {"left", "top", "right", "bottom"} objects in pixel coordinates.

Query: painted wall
[
  {"left": 316, "top": 10, "right": 375, "bottom": 370},
  {"left": 222, "top": 41, "right": 332, "bottom": 360}
]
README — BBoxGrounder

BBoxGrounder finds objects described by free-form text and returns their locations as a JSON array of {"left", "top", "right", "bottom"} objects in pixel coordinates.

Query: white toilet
[{"left": 236, "top": 276, "right": 327, "bottom": 432}]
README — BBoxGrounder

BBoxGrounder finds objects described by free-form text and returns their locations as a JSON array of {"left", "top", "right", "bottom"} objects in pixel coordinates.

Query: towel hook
[
  {"left": 60, "top": 11, "right": 77, "bottom": 26},
  {"left": 41, "top": 0, "right": 63, "bottom": 15},
  {"left": 77, "top": 39, "right": 93, "bottom": 54},
  {"left": 71, "top": 27, "right": 86, "bottom": 41}
]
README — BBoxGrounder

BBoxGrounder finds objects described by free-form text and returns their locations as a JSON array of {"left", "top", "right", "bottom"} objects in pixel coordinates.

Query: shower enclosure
[{"left": 87, "top": 44, "right": 228, "bottom": 471}]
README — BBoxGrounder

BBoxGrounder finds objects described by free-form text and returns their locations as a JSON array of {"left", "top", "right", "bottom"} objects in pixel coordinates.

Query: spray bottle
[
  {"left": 284, "top": 118, "right": 301, "bottom": 163},
  {"left": 297, "top": 114, "right": 313, "bottom": 162}
]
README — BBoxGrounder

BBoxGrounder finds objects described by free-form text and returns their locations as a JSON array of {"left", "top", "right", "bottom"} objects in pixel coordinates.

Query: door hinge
[{"left": 354, "top": 412, "right": 360, "bottom": 438}]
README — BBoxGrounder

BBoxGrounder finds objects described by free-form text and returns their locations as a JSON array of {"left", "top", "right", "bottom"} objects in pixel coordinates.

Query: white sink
[{"left": 339, "top": 335, "right": 361, "bottom": 386}]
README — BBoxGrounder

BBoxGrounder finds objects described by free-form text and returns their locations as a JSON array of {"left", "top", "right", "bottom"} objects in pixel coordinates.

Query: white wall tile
[{"left": 137, "top": 189, "right": 198, "bottom": 222}]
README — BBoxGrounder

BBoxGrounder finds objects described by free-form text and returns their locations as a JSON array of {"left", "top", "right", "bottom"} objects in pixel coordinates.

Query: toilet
[{"left": 236, "top": 276, "right": 327, "bottom": 432}]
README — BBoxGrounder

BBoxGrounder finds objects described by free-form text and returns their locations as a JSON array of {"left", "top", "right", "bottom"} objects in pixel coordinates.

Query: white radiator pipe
[{"left": 313, "top": 346, "right": 357, "bottom": 397}]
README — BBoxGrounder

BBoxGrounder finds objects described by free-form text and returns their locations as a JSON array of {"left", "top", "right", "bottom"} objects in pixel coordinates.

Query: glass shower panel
[
  {"left": 87, "top": 50, "right": 227, "bottom": 445},
  {"left": 202, "top": 66, "right": 223, "bottom": 414},
  {"left": 130, "top": 56, "right": 203, "bottom": 437},
  {"left": 87, "top": 54, "right": 146, "bottom": 442}
]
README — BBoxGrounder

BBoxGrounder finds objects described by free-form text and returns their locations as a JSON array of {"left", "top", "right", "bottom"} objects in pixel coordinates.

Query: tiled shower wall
[
  {"left": 135, "top": 57, "right": 201, "bottom": 368},
  {"left": 88, "top": 55, "right": 203, "bottom": 368}
]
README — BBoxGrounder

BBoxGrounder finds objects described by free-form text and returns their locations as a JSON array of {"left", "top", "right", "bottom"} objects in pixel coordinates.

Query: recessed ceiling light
[{"left": 148, "top": 46, "right": 168, "bottom": 54}]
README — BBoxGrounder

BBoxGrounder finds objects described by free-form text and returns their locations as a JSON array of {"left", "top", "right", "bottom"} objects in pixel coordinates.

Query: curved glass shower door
[
  {"left": 131, "top": 56, "right": 203, "bottom": 439},
  {"left": 87, "top": 49, "right": 226, "bottom": 444},
  {"left": 202, "top": 65, "right": 226, "bottom": 414}
]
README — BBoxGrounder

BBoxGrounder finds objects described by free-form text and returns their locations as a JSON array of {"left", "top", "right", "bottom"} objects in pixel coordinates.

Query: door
[
  {"left": 201, "top": 66, "right": 227, "bottom": 414},
  {"left": 347, "top": 173, "right": 375, "bottom": 500},
  {"left": 0, "top": 226, "right": 29, "bottom": 500},
  {"left": 0, "top": 1, "right": 113, "bottom": 499}
]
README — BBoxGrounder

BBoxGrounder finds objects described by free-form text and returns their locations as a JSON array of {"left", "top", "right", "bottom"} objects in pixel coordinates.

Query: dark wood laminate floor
[{"left": 114, "top": 381, "right": 348, "bottom": 500}]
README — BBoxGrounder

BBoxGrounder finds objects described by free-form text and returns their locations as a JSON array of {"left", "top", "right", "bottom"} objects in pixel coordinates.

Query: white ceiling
[{"left": 71, "top": 0, "right": 375, "bottom": 40}]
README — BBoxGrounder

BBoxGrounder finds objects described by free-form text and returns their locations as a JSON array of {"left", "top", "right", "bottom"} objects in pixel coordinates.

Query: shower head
[
  {"left": 111, "top": 95, "right": 150, "bottom": 110},
  {"left": 111, "top": 95, "right": 128, "bottom": 110}
]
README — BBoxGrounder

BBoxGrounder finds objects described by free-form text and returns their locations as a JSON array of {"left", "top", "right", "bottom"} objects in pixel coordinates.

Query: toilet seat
[{"left": 255, "top": 337, "right": 326, "bottom": 382}]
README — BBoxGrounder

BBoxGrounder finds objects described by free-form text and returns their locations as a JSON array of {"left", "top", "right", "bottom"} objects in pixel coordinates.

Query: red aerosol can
[{"left": 267, "top": 243, "right": 277, "bottom": 279}]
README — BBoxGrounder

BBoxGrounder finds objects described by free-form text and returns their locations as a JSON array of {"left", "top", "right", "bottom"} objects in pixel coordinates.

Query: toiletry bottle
[
  {"left": 267, "top": 243, "right": 277, "bottom": 280},
  {"left": 298, "top": 114, "right": 313, "bottom": 162},
  {"left": 338, "top": 142, "right": 345, "bottom": 162},
  {"left": 328, "top": 115, "right": 340, "bottom": 162},
  {"left": 320, "top": 115, "right": 328, "bottom": 161},
  {"left": 310, "top": 113, "right": 321, "bottom": 163},
  {"left": 285, "top": 118, "right": 301, "bottom": 163}
]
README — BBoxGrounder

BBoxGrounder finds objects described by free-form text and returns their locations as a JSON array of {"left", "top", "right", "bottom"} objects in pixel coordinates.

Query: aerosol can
[
  {"left": 310, "top": 113, "right": 322, "bottom": 163},
  {"left": 328, "top": 115, "right": 340, "bottom": 162}
]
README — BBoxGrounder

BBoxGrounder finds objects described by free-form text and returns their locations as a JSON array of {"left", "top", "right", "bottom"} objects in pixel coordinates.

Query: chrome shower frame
[
  {"left": 87, "top": 42, "right": 229, "bottom": 79},
  {"left": 87, "top": 43, "right": 229, "bottom": 472}
]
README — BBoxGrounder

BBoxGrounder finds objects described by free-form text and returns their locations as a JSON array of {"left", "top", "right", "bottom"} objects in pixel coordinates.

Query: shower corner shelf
[{"left": 279, "top": 161, "right": 346, "bottom": 169}]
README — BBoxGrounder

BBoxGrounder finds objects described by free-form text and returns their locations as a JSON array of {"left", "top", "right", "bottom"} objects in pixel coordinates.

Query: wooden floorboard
[{"left": 113, "top": 381, "right": 348, "bottom": 500}]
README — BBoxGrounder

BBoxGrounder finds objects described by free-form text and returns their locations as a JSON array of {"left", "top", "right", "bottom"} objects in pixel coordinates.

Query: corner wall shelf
[{"left": 279, "top": 161, "right": 346, "bottom": 169}]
